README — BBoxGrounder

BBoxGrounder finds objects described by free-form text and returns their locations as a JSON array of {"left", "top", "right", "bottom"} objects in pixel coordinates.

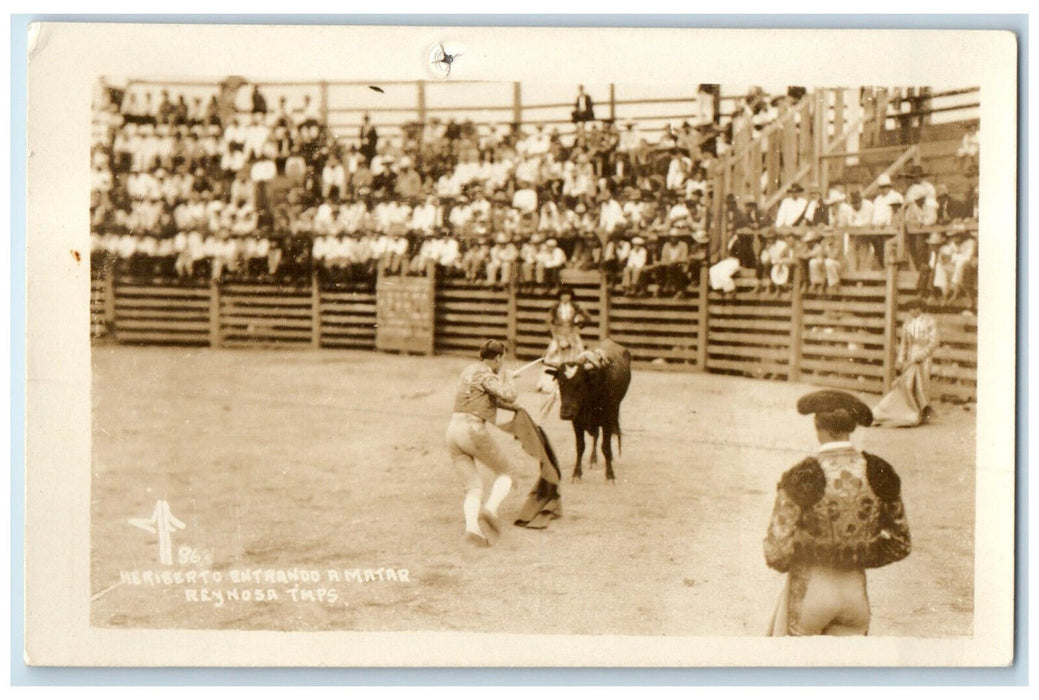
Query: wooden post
[
  {"left": 416, "top": 80, "right": 426, "bottom": 124},
  {"left": 882, "top": 262, "right": 899, "bottom": 392},
  {"left": 505, "top": 274, "right": 518, "bottom": 359},
  {"left": 696, "top": 266, "right": 709, "bottom": 371},
  {"left": 103, "top": 272, "right": 116, "bottom": 330},
  {"left": 609, "top": 83, "right": 616, "bottom": 122},
  {"left": 598, "top": 274, "right": 610, "bottom": 341},
  {"left": 208, "top": 278, "right": 221, "bottom": 348},
  {"left": 787, "top": 265, "right": 803, "bottom": 382},
  {"left": 311, "top": 270, "right": 322, "bottom": 348},
  {"left": 318, "top": 81, "right": 329, "bottom": 127},
  {"left": 512, "top": 82, "right": 522, "bottom": 126}
]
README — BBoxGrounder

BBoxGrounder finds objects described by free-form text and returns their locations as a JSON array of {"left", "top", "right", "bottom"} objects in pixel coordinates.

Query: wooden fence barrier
[{"left": 97, "top": 267, "right": 977, "bottom": 400}]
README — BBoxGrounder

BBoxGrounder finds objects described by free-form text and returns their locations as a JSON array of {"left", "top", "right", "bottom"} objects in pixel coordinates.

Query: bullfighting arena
[{"left": 90, "top": 344, "right": 976, "bottom": 637}]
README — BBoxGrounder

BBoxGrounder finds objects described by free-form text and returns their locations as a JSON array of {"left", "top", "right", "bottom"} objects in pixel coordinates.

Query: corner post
[{"left": 787, "top": 264, "right": 803, "bottom": 382}]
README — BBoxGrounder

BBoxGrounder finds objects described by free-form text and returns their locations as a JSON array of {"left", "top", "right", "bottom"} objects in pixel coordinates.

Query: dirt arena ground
[{"left": 90, "top": 345, "right": 975, "bottom": 637}]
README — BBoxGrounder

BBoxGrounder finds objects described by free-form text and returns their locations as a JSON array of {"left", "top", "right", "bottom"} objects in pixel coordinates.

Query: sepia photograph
[{"left": 24, "top": 23, "right": 1018, "bottom": 667}]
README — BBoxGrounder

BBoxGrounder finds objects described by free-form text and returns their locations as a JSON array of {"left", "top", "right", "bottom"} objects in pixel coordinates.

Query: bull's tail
[{"left": 613, "top": 416, "right": 622, "bottom": 457}]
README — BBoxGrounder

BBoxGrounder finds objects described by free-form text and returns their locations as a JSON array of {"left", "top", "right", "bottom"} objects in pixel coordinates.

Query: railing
[{"left": 92, "top": 254, "right": 977, "bottom": 401}]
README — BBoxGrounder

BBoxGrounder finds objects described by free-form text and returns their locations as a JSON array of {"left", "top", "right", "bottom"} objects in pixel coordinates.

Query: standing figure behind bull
[
  {"left": 544, "top": 339, "right": 631, "bottom": 482},
  {"left": 536, "top": 287, "right": 588, "bottom": 393},
  {"left": 764, "top": 390, "right": 911, "bottom": 636}
]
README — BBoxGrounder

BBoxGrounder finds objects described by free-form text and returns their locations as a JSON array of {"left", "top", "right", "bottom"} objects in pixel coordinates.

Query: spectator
[
  {"left": 536, "top": 238, "right": 567, "bottom": 291},
  {"left": 657, "top": 223, "right": 691, "bottom": 298},
  {"left": 360, "top": 113, "right": 378, "bottom": 165},
  {"left": 773, "top": 183, "right": 811, "bottom": 227},
  {"left": 572, "top": 85, "right": 595, "bottom": 125},
  {"left": 945, "top": 224, "right": 978, "bottom": 307},
  {"left": 807, "top": 229, "right": 844, "bottom": 295},
  {"left": 870, "top": 173, "right": 904, "bottom": 228},
  {"left": 956, "top": 122, "right": 980, "bottom": 173},
  {"left": 619, "top": 235, "right": 650, "bottom": 296},
  {"left": 251, "top": 85, "right": 268, "bottom": 115}
]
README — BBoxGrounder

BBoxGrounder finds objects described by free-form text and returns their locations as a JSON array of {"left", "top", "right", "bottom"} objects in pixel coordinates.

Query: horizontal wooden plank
[
  {"left": 221, "top": 285, "right": 313, "bottom": 295},
  {"left": 801, "top": 328, "right": 884, "bottom": 345},
  {"left": 436, "top": 302, "right": 508, "bottom": 314},
  {"left": 707, "top": 358, "right": 789, "bottom": 376},
  {"left": 610, "top": 296, "right": 705, "bottom": 310},
  {"left": 320, "top": 338, "right": 376, "bottom": 349},
  {"left": 437, "top": 325, "right": 510, "bottom": 338},
  {"left": 708, "top": 345, "right": 789, "bottom": 361},
  {"left": 801, "top": 345, "right": 884, "bottom": 363},
  {"left": 707, "top": 331, "right": 791, "bottom": 346},
  {"left": 116, "top": 319, "right": 210, "bottom": 331},
  {"left": 607, "top": 308, "right": 700, "bottom": 322},
  {"left": 322, "top": 315, "right": 380, "bottom": 328},
  {"left": 114, "top": 285, "right": 210, "bottom": 298},
  {"left": 437, "top": 312, "right": 508, "bottom": 325},
  {"left": 802, "top": 315, "right": 885, "bottom": 330},
  {"left": 607, "top": 321, "right": 700, "bottom": 334},
  {"left": 114, "top": 308, "right": 208, "bottom": 321},
  {"left": 219, "top": 296, "right": 313, "bottom": 308},
  {"left": 610, "top": 333, "right": 700, "bottom": 349},
  {"left": 115, "top": 332, "right": 208, "bottom": 344},
  {"left": 319, "top": 291, "right": 376, "bottom": 302},
  {"left": 221, "top": 328, "right": 313, "bottom": 341},
  {"left": 932, "top": 364, "right": 977, "bottom": 382},
  {"left": 319, "top": 302, "right": 376, "bottom": 313},
  {"left": 708, "top": 304, "right": 793, "bottom": 318},
  {"left": 436, "top": 289, "right": 508, "bottom": 302},
  {"left": 709, "top": 318, "right": 791, "bottom": 333},
  {"left": 222, "top": 317, "right": 314, "bottom": 330},
  {"left": 115, "top": 298, "right": 210, "bottom": 309},
  {"left": 803, "top": 299, "right": 888, "bottom": 314},
  {"left": 933, "top": 347, "right": 978, "bottom": 364},
  {"left": 801, "top": 358, "right": 884, "bottom": 378},
  {"left": 627, "top": 347, "right": 698, "bottom": 361}
]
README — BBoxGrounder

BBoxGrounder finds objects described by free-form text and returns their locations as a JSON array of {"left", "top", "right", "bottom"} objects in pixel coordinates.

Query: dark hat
[
  {"left": 788, "top": 183, "right": 805, "bottom": 194},
  {"left": 796, "top": 390, "right": 873, "bottom": 427}
]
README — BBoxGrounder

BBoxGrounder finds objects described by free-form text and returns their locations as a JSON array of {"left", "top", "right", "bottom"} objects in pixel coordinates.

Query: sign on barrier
[{"left": 375, "top": 274, "right": 435, "bottom": 355}]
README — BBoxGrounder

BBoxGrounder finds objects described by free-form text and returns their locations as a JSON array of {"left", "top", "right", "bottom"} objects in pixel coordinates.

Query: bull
[{"left": 543, "top": 338, "right": 631, "bottom": 482}]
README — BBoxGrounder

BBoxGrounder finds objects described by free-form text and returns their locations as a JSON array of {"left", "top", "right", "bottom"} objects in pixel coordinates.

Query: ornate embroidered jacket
[{"left": 764, "top": 444, "right": 911, "bottom": 572}]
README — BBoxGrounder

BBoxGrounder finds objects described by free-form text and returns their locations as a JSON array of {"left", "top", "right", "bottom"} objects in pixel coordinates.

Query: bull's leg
[
  {"left": 602, "top": 425, "right": 616, "bottom": 483},
  {"left": 589, "top": 426, "right": 600, "bottom": 468},
  {"left": 572, "top": 423, "right": 586, "bottom": 482}
]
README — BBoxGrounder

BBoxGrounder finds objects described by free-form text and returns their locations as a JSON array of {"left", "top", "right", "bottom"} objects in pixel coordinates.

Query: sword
[{"left": 511, "top": 357, "right": 546, "bottom": 377}]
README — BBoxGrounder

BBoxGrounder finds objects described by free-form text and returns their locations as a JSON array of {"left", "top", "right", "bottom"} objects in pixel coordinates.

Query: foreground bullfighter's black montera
[{"left": 544, "top": 338, "right": 632, "bottom": 482}]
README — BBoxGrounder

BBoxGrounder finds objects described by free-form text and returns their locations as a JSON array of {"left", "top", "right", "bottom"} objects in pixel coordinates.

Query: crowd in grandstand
[{"left": 90, "top": 80, "right": 979, "bottom": 306}]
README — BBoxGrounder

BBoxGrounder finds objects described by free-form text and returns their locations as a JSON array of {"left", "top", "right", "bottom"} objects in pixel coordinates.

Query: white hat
[
  {"left": 632, "top": 236, "right": 646, "bottom": 245},
  {"left": 876, "top": 173, "right": 892, "bottom": 187},
  {"left": 824, "top": 188, "right": 846, "bottom": 205}
]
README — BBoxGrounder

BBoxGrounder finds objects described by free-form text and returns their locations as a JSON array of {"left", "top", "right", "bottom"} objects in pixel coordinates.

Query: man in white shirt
[
  {"left": 535, "top": 238, "right": 567, "bottom": 290},
  {"left": 512, "top": 184, "right": 538, "bottom": 215},
  {"left": 620, "top": 236, "right": 650, "bottom": 296},
  {"left": 870, "top": 173, "right": 904, "bottom": 228},
  {"left": 774, "top": 183, "right": 812, "bottom": 227},
  {"left": 410, "top": 195, "right": 442, "bottom": 234},
  {"left": 845, "top": 189, "right": 877, "bottom": 271},
  {"left": 599, "top": 191, "right": 626, "bottom": 235}
]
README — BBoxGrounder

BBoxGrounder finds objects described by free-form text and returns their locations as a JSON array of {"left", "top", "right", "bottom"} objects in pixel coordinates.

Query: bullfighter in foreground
[
  {"left": 446, "top": 339, "right": 519, "bottom": 547},
  {"left": 764, "top": 390, "right": 911, "bottom": 636}
]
